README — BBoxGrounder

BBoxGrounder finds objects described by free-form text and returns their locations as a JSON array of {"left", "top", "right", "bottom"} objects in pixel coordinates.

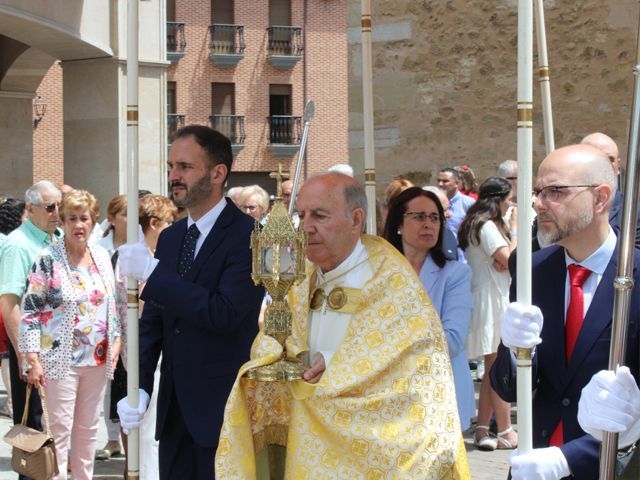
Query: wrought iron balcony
[
  {"left": 266, "top": 26, "right": 303, "bottom": 69},
  {"left": 210, "top": 114, "right": 246, "bottom": 155},
  {"left": 167, "top": 22, "right": 187, "bottom": 64},
  {"left": 208, "top": 25, "right": 245, "bottom": 68},
  {"left": 267, "top": 115, "right": 301, "bottom": 156},
  {"left": 167, "top": 114, "right": 185, "bottom": 144}
]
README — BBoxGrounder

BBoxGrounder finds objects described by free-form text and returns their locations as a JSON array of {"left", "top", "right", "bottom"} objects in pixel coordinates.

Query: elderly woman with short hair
[
  {"left": 19, "top": 189, "right": 122, "bottom": 480},
  {"left": 238, "top": 184, "right": 270, "bottom": 223}
]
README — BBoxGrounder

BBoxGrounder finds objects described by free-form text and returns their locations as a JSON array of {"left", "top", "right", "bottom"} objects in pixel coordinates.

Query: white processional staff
[
  {"left": 534, "top": 0, "right": 555, "bottom": 154},
  {"left": 599, "top": 11, "right": 640, "bottom": 480},
  {"left": 126, "top": 0, "right": 141, "bottom": 478},
  {"left": 361, "top": 0, "right": 376, "bottom": 234},
  {"left": 288, "top": 100, "right": 314, "bottom": 216},
  {"left": 516, "top": 0, "right": 534, "bottom": 456}
]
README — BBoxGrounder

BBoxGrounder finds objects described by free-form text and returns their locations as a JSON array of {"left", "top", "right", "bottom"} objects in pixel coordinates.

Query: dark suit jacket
[
  {"left": 139, "top": 200, "right": 264, "bottom": 448},
  {"left": 609, "top": 190, "right": 640, "bottom": 250},
  {"left": 491, "top": 242, "right": 640, "bottom": 479}
]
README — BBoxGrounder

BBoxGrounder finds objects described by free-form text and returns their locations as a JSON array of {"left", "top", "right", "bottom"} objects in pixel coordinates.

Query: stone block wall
[{"left": 348, "top": 0, "right": 639, "bottom": 193}]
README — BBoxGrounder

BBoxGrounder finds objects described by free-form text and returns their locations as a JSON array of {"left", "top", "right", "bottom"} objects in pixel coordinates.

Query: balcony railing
[
  {"left": 167, "top": 22, "right": 187, "bottom": 64},
  {"left": 210, "top": 114, "right": 246, "bottom": 154},
  {"left": 267, "top": 115, "right": 301, "bottom": 156},
  {"left": 208, "top": 24, "right": 245, "bottom": 68},
  {"left": 266, "top": 26, "right": 303, "bottom": 69},
  {"left": 167, "top": 114, "right": 185, "bottom": 144}
]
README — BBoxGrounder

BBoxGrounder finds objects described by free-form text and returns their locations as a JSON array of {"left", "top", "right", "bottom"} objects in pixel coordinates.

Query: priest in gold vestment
[{"left": 216, "top": 173, "right": 470, "bottom": 479}]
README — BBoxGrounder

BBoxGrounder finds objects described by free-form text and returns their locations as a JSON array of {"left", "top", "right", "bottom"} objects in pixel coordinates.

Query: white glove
[
  {"left": 578, "top": 366, "right": 640, "bottom": 448},
  {"left": 118, "top": 227, "right": 158, "bottom": 281},
  {"left": 509, "top": 447, "right": 570, "bottom": 480},
  {"left": 501, "top": 302, "right": 543, "bottom": 352},
  {"left": 117, "top": 389, "right": 151, "bottom": 434}
]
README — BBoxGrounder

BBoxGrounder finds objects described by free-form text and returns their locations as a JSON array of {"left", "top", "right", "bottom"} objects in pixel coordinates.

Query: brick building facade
[{"left": 31, "top": 1, "right": 349, "bottom": 196}]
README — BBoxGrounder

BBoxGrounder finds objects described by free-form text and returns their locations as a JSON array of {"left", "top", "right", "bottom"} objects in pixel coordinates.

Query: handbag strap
[{"left": 21, "top": 384, "right": 53, "bottom": 437}]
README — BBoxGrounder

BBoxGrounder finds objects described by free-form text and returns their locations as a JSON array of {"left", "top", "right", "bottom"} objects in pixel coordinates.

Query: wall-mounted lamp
[{"left": 33, "top": 95, "right": 46, "bottom": 128}]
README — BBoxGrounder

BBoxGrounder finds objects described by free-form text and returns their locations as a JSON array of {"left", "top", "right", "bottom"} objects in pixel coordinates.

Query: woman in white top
[
  {"left": 458, "top": 176, "right": 517, "bottom": 451},
  {"left": 95, "top": 194, "right": 127, "bottom": 460}
]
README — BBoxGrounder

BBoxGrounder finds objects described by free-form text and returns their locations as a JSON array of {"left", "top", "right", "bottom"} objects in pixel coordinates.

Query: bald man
[
  {"left": 491, "top": 145, "right": 640, "bottom": 479},
  {"left": 581, "top": 132, "right": 622, "bottom": 175},
  {"left": 217, "top": 173, "right": 470, "bottom": 478},
  {"left": 581, "top": 132, "right": 640, "bottom": 249}
]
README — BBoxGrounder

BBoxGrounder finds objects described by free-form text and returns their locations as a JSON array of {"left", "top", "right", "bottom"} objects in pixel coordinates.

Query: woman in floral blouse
[{"left": 19, "top": 189, "right": 122, "bottom": 480}]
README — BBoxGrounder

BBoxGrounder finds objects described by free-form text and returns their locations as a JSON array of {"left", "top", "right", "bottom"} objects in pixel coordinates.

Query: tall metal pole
[
  {"left": 361, "top": 0, "right": 376, "bottom": 234},
  {"left": 515, "top": 0, "right": 534, "bottom": 456},
  {"left": 534, "top": 0, "right": 555, "bottom": 154},
  {"left": 126, "top": 1, "right": 140, "bottom": 478},
  {"left": 599, "top": 12, "right": 640, "bottom": 479},
  {"left": 288, "top": 100, "right": 314, "bottom": 216}
]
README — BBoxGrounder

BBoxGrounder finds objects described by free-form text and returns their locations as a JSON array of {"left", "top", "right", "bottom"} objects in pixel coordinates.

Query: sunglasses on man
[{"left": 40, "top": 202, "right": 59, "bottom": 213}]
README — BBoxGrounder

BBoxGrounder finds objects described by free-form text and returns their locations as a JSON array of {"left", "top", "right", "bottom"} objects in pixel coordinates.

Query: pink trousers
[{"left": 44, "top": 365, "right": 107, "bottom": 480}]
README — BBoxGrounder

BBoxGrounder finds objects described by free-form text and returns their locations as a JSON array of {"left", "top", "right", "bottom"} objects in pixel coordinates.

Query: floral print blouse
[{"left": 19, "top": 241, "right": 122, "bottom": 380}]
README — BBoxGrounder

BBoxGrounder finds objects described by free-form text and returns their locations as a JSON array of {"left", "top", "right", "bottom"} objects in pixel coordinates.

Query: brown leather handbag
[{"left": 3, "top": 385, "right": 58, "bottom": 480}]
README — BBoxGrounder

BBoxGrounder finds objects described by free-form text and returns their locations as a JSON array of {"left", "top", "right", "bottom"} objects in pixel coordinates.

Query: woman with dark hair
[
  {"left": 458, "top": 176, "right": 518, "bottom": 451},
  {"left": 384, "top": 187, "right": 475, "bottom": 431},
  {"left": 0, "top": 198, "right": 26, "bottom": 242}
]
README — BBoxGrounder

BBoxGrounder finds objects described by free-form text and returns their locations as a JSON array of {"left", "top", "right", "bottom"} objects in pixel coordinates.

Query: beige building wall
[
  {"left": 0, "top": 0, "right": 167, "bottom": 210},
  {"left": 348, "top": 1, "right": 640, "bottom": 194}
]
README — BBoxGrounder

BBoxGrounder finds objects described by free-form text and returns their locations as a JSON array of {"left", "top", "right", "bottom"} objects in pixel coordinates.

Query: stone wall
[{"left": 348, "top": 0, "right": 640, "bottom": 193}]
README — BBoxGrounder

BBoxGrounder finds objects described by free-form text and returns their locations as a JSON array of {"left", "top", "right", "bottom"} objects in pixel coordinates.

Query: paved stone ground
[{"left": 0, "top": 377, "right": 635, "bottom": 479}]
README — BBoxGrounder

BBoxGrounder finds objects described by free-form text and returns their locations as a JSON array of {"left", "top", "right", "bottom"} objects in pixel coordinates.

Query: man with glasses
[
  {"left": 490, "top": 145, "right": 640, "bottom": 479},
  {"left": 581, "top": 132, "right": 640, "bottom": 249},
  {"left": 0, "top": 180, "right": 61, "bottom": 472}
]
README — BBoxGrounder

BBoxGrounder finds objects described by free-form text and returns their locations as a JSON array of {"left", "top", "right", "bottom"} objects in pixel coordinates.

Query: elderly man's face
[
  {"left": 534, "top": 154, "right": 596, "bottom": 247},
  {"left": 28, "top": 190, "right": 61, "bottom": 234},
  {"left": 297, "top": 177, "right": 362, "bottom": 272}
]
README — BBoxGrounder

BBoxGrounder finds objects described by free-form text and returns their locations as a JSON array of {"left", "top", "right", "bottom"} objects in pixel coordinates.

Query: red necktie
[{"left": 549, "top": 264, "right": 592, "bottom": 447}]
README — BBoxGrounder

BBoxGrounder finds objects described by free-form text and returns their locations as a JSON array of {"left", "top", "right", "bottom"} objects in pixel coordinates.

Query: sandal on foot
[
  {"left": 496, "top": 426, "right": 518, "bottom": 449},
  {"left": 473, "top": 425, "right": 497, "bottom": 451}
]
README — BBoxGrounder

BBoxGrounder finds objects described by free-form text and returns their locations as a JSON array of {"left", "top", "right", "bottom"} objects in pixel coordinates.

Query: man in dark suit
[
  {"left": 490, "top": 144, "right": 640, "bottom": 479},
  {"left": 117, "top": 125, "right": 264, "bottom": 479}
]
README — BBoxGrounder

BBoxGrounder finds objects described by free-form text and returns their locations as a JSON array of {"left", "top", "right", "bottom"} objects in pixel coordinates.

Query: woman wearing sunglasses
[{"left": 383, "top": 186, "right": 475, "bottom": 433}]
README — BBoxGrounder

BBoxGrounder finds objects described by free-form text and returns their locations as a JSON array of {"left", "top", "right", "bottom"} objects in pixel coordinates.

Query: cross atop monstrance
[{"left": 269, "top": 163, "right": 289, "bottom": 201}]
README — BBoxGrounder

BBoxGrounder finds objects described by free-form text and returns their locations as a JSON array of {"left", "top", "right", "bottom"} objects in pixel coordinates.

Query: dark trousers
[
  {"left": 9, "top": 343, "right": 43, "bottom": 480},
  {"left": 159, "top": 390, "right": 216, "bottom": 480}
]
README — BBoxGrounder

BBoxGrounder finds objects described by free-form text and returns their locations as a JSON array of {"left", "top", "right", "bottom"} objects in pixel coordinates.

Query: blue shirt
[
  {"left": 448, "top": 191, "right": 475, "bottom": 237},
  {"left": 0, "top": 220, "right": 57, "bottom": 298}
]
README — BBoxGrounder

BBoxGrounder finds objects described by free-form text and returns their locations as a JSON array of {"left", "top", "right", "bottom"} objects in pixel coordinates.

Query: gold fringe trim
[{"left": 253, "top": 424, "right": 289, "bottom": 453}]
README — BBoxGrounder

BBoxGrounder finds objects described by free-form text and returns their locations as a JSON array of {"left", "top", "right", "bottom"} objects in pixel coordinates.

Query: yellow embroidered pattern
[{"left": 216, "top": 235, "right": 470, "bottom": 479}]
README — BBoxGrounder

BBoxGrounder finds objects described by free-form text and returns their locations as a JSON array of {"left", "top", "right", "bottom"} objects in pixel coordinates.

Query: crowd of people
[{"left": 0, "top": 126, "right": 637, "bottom": 479}]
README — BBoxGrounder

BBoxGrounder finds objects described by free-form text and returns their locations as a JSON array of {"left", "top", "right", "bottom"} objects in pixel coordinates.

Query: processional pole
[
  {"left": 599, "top": 11, "right": 640, "bottom": 480},
  {"left": 534, "top": 0, "right": 555, "bottom": 154},
  {"left": 515, "top": 0, "right": 534, "bottom": 456},
  {"left": 288, "top": 101, "right": 315, "bottom": 216},
  {"left": 361, "top": 0, "right": 376, "bottom": 234},
  {"left": 125, "top": 0, "right": 141, "bottom": 478}
]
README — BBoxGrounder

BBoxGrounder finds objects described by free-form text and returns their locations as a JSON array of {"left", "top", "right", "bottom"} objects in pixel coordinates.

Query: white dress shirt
[
  {"left": 308, "top": 240, "right": 372, "bottom": 366},
  {"left": 187, "top": 196, "right": 227, "bottom": 257},
  {"left": 563, "top": 227, "right": 616, "bottom": 322}
]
